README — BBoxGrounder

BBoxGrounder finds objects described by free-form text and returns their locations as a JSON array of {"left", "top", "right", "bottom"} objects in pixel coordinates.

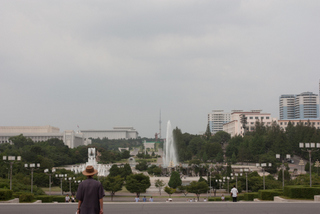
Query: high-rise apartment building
[
  {"left": 208, "top": 110, "right": 231, "bottom": 134},
  {"left": 279, "top": 95, "right": 295, "bottom": 119},
  {"left": 279, "top": 92, "right": 319, "bottom": 119}
]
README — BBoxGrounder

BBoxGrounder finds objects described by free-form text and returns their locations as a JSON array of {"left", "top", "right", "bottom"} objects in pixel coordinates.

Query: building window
[
  {"left": 266, "top": 117, "right": 270, "bottom": 119},
  {"left": 250, "top": 117, "right": 253, "bottom": 119},
  {"left": 261, "top": 117, "right": 264, "bottom": 119},
  {"left": 255, "top": 117, "right": 258, "bottom": 119},
  {"left": 280, "top": 122, "right": 283, "bottom": 125}
]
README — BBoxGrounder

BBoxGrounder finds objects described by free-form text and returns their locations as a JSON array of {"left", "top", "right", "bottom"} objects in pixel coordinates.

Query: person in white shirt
[
  {"left": 65, "top": 194, "right": 70, "bottom": 203},
  {"left": 230, "top": 185, "right": 238, "bottom": 202}
]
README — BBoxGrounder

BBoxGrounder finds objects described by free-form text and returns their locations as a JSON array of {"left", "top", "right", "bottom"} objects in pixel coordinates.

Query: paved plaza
[{"left": 1, "top": 201, "right": 320, "bottom": 214}]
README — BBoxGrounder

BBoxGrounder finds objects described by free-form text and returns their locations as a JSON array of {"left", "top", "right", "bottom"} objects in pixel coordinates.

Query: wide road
[{"left": 0, "top": 202, "right": 319, "bottom": 214}]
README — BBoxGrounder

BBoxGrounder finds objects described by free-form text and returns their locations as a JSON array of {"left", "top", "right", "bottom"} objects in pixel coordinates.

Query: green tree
[
  {"left": 164, "top": 186, "right": 176, "bottom": 197},
  {"left": 103, "top": 175, "right": 124, "bottom": 201},
  {"left": 204, "top": 124, "right": 212, "bottom": 141},
  {"left": 135, "top": 160, "right": 148, "bottom": 171},
  {"left": 155, "top": 179, "right": 165, "bottom": 195},
  {"left": 186, "top": 181, "right": 208, "bottom": 201},
  {"left": 109, "top": 164, "right": 120, "bottom": 177},
  {"left": 125, "top": 173, "right": 151, "bottom": 197},
  {"left": 168, "top": 171, "right": 182, "bottom": 189},
  {"left": 120, "top": 163, "right": 133, "bottom": 180}
]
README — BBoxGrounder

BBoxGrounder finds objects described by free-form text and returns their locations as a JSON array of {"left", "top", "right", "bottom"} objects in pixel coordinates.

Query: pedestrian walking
[
  {"left": 230, "top": 185, "right": 238, "bottom": 202},
  {"left": 76, "top": 166, "right": 105, "bottom": 214}
]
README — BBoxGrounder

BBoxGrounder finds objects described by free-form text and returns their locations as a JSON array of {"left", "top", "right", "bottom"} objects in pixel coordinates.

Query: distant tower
[{"left": 159, "top": 110, "right": 162, "bottom": 139}]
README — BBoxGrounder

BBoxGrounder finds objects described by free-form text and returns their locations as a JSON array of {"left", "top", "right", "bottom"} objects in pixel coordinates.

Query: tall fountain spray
[{"left": 162, "top": 120, "right": 178, "bottom": 167}]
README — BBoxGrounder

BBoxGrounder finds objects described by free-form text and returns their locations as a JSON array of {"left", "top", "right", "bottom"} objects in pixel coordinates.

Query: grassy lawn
[{"left": 41, "top": 186, "right": 62, "bottom": 192}]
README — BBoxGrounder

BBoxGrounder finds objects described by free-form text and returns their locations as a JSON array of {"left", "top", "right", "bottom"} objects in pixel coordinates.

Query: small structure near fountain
[
  {"left": 71, "top": 148, "right": 111, "bottom": 176},
  {"left": 128, "top": 157, "right": 137, "bottom": 167}
]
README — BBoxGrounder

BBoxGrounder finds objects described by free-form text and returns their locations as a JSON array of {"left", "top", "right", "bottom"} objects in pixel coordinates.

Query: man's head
[{"left": 82, "top": 165, "right": 98, "bottom": 177}]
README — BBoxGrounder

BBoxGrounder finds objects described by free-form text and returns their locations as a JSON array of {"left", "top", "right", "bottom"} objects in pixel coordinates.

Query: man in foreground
[
  {"left": 230, "top": 185, "right": 238, "bottom": 202},
  {"left": 76, "top": 166, "right": 105, "bottom": 214}
]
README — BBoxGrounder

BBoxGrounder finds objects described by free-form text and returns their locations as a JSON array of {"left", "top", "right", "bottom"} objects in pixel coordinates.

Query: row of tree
[{"left": 172, "top": 121, "right": 320, "bottom": 165}]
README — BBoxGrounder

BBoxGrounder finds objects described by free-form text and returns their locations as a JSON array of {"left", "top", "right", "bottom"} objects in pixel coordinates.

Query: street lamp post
[
  {"left": 240, "top": 168, "right": 250, "bottom": 192},
  {"left": 223, "top": 177, "right": 230, "bottom": 192},
  {"left": 55, "top": 174, "right": 67, "bottom": 195},
  {"left": 67, "top": 177, "right": 76, "bottom": 194},
  {"left": 2, "top": 156, "right": 21, "bottom": 190},
  {"left": 256, "top": 163, "right": 272, "bottom": 190},
  {"left": 299, "top": 142, "right": 320, "bottom": 187},
  {"left": 231, "top": 173, "right": 239, "bottom": 188},
  {"left": 44, "top": 168, "right": 56, "bottom": 195},
  {"left": 25, "top": 163, "right": 40, "bottom": 193},
  {"left": 276, "top": 154, "right": 290, "bottom": 190}
]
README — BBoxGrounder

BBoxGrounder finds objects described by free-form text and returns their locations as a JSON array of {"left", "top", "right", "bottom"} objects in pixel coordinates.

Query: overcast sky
[{"left": 1, "top": 1, "right": 319, "bottom": 138}]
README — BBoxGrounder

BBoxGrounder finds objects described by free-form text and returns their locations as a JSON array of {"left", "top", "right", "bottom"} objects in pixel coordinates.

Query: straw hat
[{"left": 82, "top": 165, "right": 98, "bottom": 176}]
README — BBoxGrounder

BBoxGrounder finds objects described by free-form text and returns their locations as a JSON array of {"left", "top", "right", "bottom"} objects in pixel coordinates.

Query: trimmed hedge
[
  {"left": 243, "top": 193, "right": 258, "bottom": 201},
  {"left": 35, "top": 195, "right": 53, "bottom": 203},
  {"left": 284, "top": 186, "right": 320, "bottom": 199},
  {"left": 52, "top": 196, "right": 66, "bottom": 202},
  {"left": 19, "top": 193, "right": 34, "bottom": 202},
  {"left": 0, "top": 189, "right": 13, "bottom": 200},
  {"left": 258, "top": 190, "right": 283, "bottom": 200},
  {"left": 208, "top": 194, "right": 244, "bottom": 201}
]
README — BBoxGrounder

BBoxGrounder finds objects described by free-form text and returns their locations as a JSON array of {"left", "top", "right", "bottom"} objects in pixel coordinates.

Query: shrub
[
  {"left": 52, "top": 196, "right": 66, "bottom": 202},
  {"left": 258, "top": 190, "right": 283, "bottom": 200},
  {"left": 284, "top": 186, "right": 320, "bottom": 199},
  {"left": 19, "top": 193, "right": 34, "bottom": 203},
  {"left": 35, "top": 195, "right": 53, "bottom": 203},
  {"left": 244, "top": 192, "right": 258, "bottom": 201},
  {"left": 0, "top": 182, "right": 9, "bottom": 189},
  {"left": 0, "top": 189, "right": 13, "bottom": 200}
]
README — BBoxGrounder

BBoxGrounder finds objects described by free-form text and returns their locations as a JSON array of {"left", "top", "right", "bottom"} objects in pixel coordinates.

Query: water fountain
[{"left": 162, "top": 120, "right": 178, "bottom": 167}]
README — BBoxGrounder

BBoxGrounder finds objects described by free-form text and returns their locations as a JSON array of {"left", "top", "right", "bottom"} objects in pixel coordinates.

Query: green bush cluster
[
  {"left": 243, "top": 192, "right": 258, "bottom": 201},
  {"left": 35, "top": 195, "right": 53, "bottom": 203},
  {"left": 19, "top": 193, "right": 34, "bottom": 202},
  {"left": 0, "top": 189, "right": 13, "bottom": 200},
  {"left": 258, "top": 189, "right": 283, "bottom": 200},
  {"left": 52, "top": 196, "right": 66, "bottom": 202},
  {"left": 208, "top": 195, "right": 244, "bottom": 201},
  {"left": 284, "top": 186, "right": 320, "bottom": 199},
  {"left": 0, "top": 181, "right": 9, "bottom": 189}
]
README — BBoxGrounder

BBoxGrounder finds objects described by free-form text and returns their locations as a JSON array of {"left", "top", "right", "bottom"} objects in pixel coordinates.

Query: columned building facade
[{"left": 0, "top": 126, "right": 90, "bottom": 148}]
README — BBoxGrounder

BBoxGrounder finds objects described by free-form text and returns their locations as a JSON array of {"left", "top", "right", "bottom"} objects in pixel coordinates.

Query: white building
[
  {"left": 223, "top": 110, "right": 277, "bottom": 137},
  {"left": 0, "top": 126, "right": 91, "bottom": 148},
  {"left": 208, "top": 110, "right": 231, "bottom": 134},
  {"left": 80, "top": 127, "right": 139, "bottom": 140}
]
